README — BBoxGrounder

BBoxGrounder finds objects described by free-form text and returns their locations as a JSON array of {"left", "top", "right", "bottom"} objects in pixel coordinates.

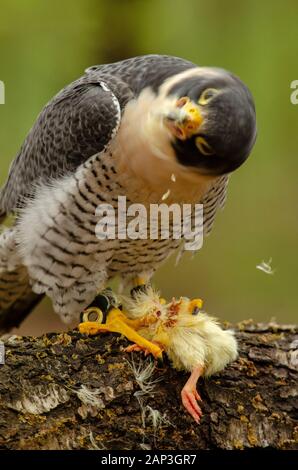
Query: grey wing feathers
[
  {"left": 0, "top": 55, "right": 196, "bottom": 215},
  {"left": 85, "top": 54, "right": 196, "bottom": 94},
  {"left": 0, "top": 74, "right": 127, "bottom": 214}
]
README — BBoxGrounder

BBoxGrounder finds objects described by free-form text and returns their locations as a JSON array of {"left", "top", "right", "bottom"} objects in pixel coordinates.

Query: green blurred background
[{"left": 0, "top": 0, "right": 297, "bottom": 334}]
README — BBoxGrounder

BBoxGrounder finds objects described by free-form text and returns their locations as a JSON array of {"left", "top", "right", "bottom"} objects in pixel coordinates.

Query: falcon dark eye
[
  {"left": 195, "top": 136, "right": 215, "bottom": 156},
  {"left": 198, "top": 88, "right": 218, "bottom": 105}
]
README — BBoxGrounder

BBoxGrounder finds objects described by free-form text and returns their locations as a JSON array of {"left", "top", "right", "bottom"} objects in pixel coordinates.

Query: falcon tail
[{"left": 0, "top": 226, "right": 43, "bottom": 333}]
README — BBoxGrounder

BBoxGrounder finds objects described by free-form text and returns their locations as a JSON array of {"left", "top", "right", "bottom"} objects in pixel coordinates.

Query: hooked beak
[{"left": 163, "top": 97, "right": 203, "bottom": 140}]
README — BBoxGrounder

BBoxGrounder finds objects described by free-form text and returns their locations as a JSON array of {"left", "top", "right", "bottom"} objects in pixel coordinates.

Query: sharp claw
[
  {"left": 195, "top": 390, "right": 202, "bottom": 402},
  {"left": 124, "top": 344, "right": 142, "bottom": 353},
  {"left": 188, "top": 394, "right": 202, "bottom": 417},
  {"left": 181, "top": 388, "right": 203, "bottom": 423}
]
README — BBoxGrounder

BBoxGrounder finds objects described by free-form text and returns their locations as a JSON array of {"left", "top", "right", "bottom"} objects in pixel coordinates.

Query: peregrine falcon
[{"left": 0, "top": 54, "right": 256, "bottom": 331}]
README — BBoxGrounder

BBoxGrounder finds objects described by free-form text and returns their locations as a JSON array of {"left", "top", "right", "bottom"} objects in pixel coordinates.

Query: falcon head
[{"left": 147, "top": 67, "right": 257, "bottom": 176}]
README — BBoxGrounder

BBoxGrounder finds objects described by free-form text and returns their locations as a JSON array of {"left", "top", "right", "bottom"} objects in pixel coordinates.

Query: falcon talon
[
  {"left": 124, "top": 342, "right": 164, "bottom": 360},
  {"left": 79, "top": 303, "right": 164, "bottom": 359}
]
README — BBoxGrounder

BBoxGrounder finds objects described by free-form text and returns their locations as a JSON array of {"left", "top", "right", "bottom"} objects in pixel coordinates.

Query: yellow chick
[{"left": 79, "top": 287, "right": 238, "bottom": 423}]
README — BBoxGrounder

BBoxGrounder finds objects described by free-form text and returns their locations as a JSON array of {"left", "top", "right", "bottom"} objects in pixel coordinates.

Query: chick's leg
[{"left": 181, "top": 365, "right": 204, "bottom": 423}]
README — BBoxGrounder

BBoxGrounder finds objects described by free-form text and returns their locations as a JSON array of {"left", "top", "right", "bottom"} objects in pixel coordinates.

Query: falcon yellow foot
[
  {"left": 124, "top": 341, "right": 164, "bottom": 359},
  {"left": 78, "top": 292, "right": 163, "bottom": 360}
]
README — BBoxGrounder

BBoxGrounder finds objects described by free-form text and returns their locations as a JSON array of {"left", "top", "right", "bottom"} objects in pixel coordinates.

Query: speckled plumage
[{"left": 0, "top": 54, "right": 255, "bottom": 327}]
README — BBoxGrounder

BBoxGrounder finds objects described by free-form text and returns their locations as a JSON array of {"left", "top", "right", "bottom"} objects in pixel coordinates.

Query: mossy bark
[{"left": 0, "top": 321, "right": 297, "bottom": 450}]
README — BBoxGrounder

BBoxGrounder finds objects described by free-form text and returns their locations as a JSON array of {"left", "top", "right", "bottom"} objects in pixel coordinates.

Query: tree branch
[{"left": 0, "top": 321, "right": 297, "bottom": 450}]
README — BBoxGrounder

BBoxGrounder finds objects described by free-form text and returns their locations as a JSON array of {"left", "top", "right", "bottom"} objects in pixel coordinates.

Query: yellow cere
[{"left": 182, "top": 101, "right": 203, "bottom": 131}]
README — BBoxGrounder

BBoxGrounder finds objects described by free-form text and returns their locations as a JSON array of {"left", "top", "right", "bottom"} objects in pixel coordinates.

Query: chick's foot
[{"left": 181, "top": 365, "right": 204, "bottom": 423}]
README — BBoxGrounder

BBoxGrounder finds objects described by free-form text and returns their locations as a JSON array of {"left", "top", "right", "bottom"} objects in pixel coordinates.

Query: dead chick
[{"left": 79, "top": 287, "right": 238, "bottom": 423}]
